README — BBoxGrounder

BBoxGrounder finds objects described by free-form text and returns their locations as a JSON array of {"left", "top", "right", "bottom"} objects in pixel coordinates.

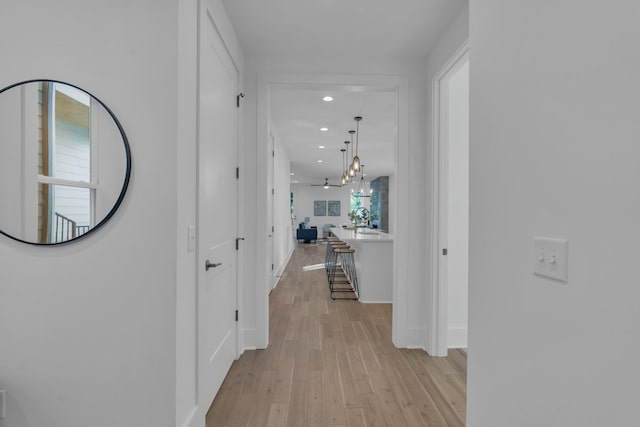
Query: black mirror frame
[{"left": 0, "top": 79, "right": 132, "bottom": 246}]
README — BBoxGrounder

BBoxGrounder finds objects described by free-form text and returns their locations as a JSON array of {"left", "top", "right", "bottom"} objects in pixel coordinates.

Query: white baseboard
[
  {"left": 243, "top": 328, "right": 256, "bottom": 348},
  {"left": 273, "top": 245, "right": 295, "bottom": 290},
  {"left": 180, "top": 407, "right": 203, "bottom": 427},
  {"left": 243, "top": 328, "right": 268, "bottom": 350},
  {"left": 405, "top": 345, "right": 427, "bottom": 350},
  {"left": 447, "top": 327, "right": 468, "bottom": 349},
  {"left": 395, "top": 328, "right": 427, "bottom": 350}
]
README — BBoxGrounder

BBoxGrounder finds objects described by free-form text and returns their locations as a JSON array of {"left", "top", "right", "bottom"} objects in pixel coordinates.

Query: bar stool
[
  {"left": 325, "top": 237, "right": 343, "bottom": 271},
  {"left": 326, "top": 241, "right": 349, "bottom": 287},
  {"left": 325, "top": 239, "right": 348, "bottom": 275},
  {"left": 329, "top": 246, "right": 359, "bottom": 300}
]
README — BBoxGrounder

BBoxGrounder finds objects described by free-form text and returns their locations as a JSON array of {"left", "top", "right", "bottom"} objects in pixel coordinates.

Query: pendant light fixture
[
  {"left": 340, "top": 147, "right": 347, "bottom": 186},
  {"left": 352, "top": 116, "right": 362, "bottom": 173},
  {"left": 348, "top": 130, "right": 356, "bottom": 178},
  {"left": 342, "top": 140, "right": 351, "bottom": 184},
  {"left": 357, "top": 164, "right": 371, "bottom": 197}
]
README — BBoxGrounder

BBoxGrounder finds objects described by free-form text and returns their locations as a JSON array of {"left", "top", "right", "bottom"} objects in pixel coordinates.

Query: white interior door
[
  {"left": 197, "top": 3, "right": 238, "bottom": 409},
  {"left": 445, "top": 58, "right": 469, "bottom": 349},
  {"left": 431, "top": 42, "right": 469, "bottom": 356}
]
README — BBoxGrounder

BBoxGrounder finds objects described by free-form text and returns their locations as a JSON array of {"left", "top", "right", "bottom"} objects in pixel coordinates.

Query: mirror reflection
[{"left": 0, "top": 80, "right": 130, "bottom": 244}]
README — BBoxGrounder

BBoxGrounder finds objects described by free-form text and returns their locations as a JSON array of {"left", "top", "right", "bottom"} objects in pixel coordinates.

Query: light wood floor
[{"left": 206, "top": 242, "right": 467, "bottom": 427}]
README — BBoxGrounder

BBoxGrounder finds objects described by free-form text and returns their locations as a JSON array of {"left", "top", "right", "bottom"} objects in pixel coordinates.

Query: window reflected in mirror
[
  {"left": 0, "top": 80, "right": 130, "bottom": 245},
  {"left": 38, "top": 83, "right": 92, "bottom": 243}
]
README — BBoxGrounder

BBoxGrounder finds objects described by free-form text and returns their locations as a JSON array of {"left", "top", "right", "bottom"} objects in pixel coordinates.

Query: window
[{"left": 38, "top": 82, "right": 95, "bottom": 243}]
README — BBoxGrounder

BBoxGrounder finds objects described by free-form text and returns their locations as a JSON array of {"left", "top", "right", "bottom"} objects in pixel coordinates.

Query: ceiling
[
  {"left": 222, "top": 0, "right": 466, "bottom": 58},
  {"left": 223, "top": 0, "right": 466, "bottom": 185},
  {"left": 270, "top": 85, "right": 397, "bottom": 185}
]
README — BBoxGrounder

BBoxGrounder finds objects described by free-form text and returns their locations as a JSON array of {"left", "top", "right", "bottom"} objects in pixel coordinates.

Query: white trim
[
  {"left": 37, "top": 175, "right": 97, "bottom": 189},
  {"left": 430, "top": 39, "right": 469, "bottom": 357},
  {"left": 179, "top": 406, "right": 200, "bottom": 427},
  {"left": 405, "top": 328, "right": 427, "bottom": 350},
  {"left": 392, "top": 77, "right": 411, "bottom": 348},
  {"left": 447, "top": 327, "right": 468, "bottom": 349},
  {"left": 243, "top": 328, "right": 258, "bottom": 348}
]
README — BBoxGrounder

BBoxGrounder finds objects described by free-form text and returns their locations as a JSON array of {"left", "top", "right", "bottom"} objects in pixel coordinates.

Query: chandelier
[{"left": 352, "top": 164, "right": 371, "bottom": 198}]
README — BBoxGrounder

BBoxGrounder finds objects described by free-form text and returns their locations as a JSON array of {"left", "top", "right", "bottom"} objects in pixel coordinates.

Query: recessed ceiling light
[
  {"left": 317, "top": 160, "right": 323, "bottom": 163},
  {"left": 320, "top": 127, "right": 328, "bottom": 132},
  {"left": 290, "top": 172, "right": 295, "bottom": 175},
  {"left": 318, "top": 145, "right": 325, "bottom": 149},
  {"left": 322, "top": 96, "right": 334, "bottom": 102}
]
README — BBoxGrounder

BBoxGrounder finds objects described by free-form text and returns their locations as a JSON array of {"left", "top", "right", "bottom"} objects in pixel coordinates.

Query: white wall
[
  {"left": 175, "top": 1, "right": 244, "bottom": 426},
  {"left": 269, "top": 126, "right": 295, "bottom": 283},
  {"left": 446, "top": 59, "right": 469, "bottom": 349},
  {"left": 175, "top": 0, "right": 198, "bottom": 425},
  {"left": 291, "top": 184, "right": 352, "bottom": 230},
  {"left": 0, "top": 1, "right": 179, "bottom": 426},
  {"left": 0, "top": 87, "right": 24, "bottom": 237},
  {"left": 424, "top": 3, "right": 469, "bottom": 353},
  {"left": 94, "top": 103, "right": 129, "bottom": 222},
  {"left": 467, "top": 1, "right": 640, "bottom": 426},
  {"left": 241, "top": 50, "right": 442, "bottom": 347}
]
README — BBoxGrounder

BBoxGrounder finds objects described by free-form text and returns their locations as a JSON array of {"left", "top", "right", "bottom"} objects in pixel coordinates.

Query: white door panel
[{"left": 197, "top": 0, "right": 238, "bottom": 411}]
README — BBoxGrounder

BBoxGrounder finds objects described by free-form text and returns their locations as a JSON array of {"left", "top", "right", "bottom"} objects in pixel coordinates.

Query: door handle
[{"left": 205, "top": 260, "right": 222, "bottom": 271}]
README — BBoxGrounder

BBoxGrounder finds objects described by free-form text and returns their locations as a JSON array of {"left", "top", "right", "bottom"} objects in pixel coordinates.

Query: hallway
[{"left": 206, "top": 243, "right": 467, "bottom": 426}]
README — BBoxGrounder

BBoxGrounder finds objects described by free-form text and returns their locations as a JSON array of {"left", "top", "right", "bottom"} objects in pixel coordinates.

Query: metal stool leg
[{"left": 331, "top": 247, "right": 358, "bottom": 300}]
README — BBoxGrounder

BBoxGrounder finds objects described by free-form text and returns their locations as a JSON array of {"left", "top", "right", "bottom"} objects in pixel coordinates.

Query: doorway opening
[
  {"left": 256, "top": 73, "right": 408, "bottom": 348},
  {"left": 431, "top": 40, "right": 470, "bottom": 357}
]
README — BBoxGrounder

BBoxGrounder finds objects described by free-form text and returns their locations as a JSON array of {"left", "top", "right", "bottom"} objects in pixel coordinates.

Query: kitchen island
[{"left": 330, "top": 227, "right": 393, "bottom": 303}]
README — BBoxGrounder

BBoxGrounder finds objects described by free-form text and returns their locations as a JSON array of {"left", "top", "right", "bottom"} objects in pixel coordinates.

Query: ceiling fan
[{"left": 311, "top": 178, "right": 342, "bottom": 189}]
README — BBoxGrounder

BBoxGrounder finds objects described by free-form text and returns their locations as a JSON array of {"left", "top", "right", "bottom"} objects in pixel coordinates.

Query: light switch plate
[{"left": 533, "top": 237, "right": 568, "bottom": 282}]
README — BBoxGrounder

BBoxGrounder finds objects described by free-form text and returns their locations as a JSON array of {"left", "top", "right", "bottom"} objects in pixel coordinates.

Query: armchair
[{"left": 296, "top": 223, "right": 318, "bottom": 243}]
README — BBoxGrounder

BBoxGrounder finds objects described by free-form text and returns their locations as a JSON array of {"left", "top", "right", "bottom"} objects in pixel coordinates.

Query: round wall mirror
[{"left": 0, "top": 80, "right": 131, "bottom": 245}]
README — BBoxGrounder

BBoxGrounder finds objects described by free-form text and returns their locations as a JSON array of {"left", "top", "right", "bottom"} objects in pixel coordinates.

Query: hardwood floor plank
[
  {"left": 351, "top": 321, "right": 383, "bottom": 372},
  {"left": 321, "top": 353, "right": 347, "bottom": 425},
  {"left": 308, "top": 371, "right": 326, "bottom": 426},
  {"left": 218, "top": 391, "right": 255, "bottom": 427},
  {"left": 345, "top": 407, "right": 367, "bottom": 427},
  {"left": 267, "top": 403, "right": 290, "bottom": 427},
  {"left": 345, "top": 345, "right": 374, "bottom": 395},
  {"left": 207, "top": 351, "right": 256, "bottom": 425},
  {"left": 367, "top": 368, "right": 410, "bottom": 426},
  {"left": 245, "top": 370, "right": 278, "bottom": 427},
  {"left": 336, "top": 352, "right": 360, "bottom": 408},
  {"left": 358, "top": 393, "right": 389, "bottom": 427},
  {"left": 287, "top": 380, "right": 308, "bottom": 427},
  {"left": 207, "top": 243, "right": 467, "bottom": 427},
  {"left": 292, "top": 334, "right": 311, "bottom": 381},
  {"left": 272, "top": 357, "right": 295, "bottom": 403},
  {"left": 390, "top": 350, "right": 449, "bottom": 426},
  {"left": 447, "top": 349, "right": 468, "bottom": 381},
  {"left": 403, "top": 350, "right": 466, "bottom": 427}
]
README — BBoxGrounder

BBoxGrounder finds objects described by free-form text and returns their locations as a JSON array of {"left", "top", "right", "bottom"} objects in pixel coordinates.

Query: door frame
[
  {"left": 255, "top": 72, "right": 408, "bottom": 349},
  {"left": 430, "top": 39, "right": 469, "bottom": 357},
  {"left": 267, "top": 131, "right": 275, "bottom": 290}
]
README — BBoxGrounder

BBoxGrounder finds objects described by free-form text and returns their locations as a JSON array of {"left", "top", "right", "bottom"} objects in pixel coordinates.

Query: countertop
[{"left": 330, "top": 227, "right": 394, "bottom": 242}]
